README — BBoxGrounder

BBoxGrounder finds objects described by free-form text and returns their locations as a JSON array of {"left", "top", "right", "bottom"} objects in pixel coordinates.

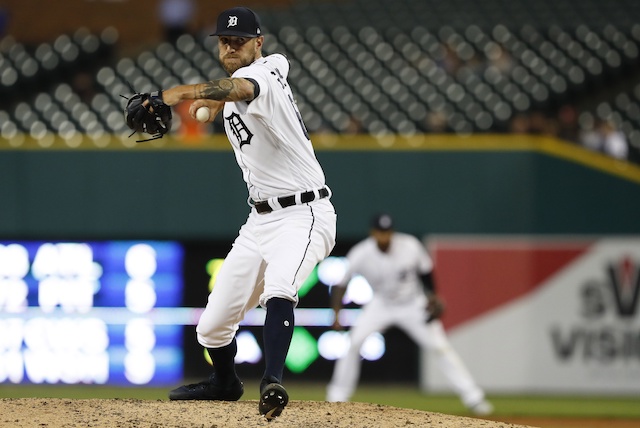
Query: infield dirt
[{"left": 0, "top": 398, "right": 534, "bottom": 427}]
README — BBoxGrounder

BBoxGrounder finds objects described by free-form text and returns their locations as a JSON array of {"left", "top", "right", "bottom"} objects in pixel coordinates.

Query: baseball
[{"left": 195, "top": 106, "right": 210, "bottom": 123}]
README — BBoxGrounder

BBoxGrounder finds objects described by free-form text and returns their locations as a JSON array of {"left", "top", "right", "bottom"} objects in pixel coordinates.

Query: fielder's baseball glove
[
  {"left": 426, "top": 292, "right": 445, "bottom": 322},
  {"left": 123, "top": 90, "right": 172, "bottom": 142}
]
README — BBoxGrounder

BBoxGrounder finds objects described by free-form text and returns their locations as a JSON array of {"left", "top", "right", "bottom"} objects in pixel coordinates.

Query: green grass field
[{"left": 1, "top": 382, "right": 638, "bottom": 420}]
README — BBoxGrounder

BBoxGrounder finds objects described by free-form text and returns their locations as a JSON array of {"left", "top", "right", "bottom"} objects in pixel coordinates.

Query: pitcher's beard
[{"left": 222, "top": 56, "right": 255, "bottom": 75}]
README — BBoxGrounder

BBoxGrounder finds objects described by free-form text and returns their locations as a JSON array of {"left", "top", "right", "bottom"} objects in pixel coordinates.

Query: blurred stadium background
[
  {"left": 1, "top": 0, "right": 640, "bottom": 156},
  {"left": 1, "top": 1, "right": 640, "bottom": 426}
]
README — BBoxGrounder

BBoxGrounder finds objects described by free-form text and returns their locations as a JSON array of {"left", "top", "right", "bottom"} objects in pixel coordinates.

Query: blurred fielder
[{"left": 326, "top": 214, "right": 493, "bottom": 416}]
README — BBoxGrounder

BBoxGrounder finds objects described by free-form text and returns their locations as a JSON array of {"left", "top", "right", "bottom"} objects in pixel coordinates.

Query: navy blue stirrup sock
[
  {"left": 206, "top": 337, "right": 238, "bottom": 385},
  {"left": 263, "top": 297, "right": 294, "bottom": 383}
]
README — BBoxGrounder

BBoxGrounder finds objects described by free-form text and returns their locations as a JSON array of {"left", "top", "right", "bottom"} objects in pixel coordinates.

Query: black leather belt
[{"left": 254, "top": 187, "right": 329, "bottom": 214}]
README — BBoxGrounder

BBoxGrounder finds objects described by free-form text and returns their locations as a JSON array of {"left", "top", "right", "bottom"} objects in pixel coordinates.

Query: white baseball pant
[
  {"left": 196, "top": 198, "right": 336, "bottom": 348},
  {"left": 326, "top": 295, "right": 486, "bottom": 408}
]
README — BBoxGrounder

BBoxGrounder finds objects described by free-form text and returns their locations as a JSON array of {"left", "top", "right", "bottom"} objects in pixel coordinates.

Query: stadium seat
[{"left": 1, "top": 0, "right": 639, "bottom": 159}]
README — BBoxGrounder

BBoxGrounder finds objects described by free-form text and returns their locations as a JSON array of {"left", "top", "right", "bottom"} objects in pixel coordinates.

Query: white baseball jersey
[
  {"left": 225, "top": 53, "right": 326, "bottom": 201},
  {"left": 342, "top": 232, "right": 433, "bottom": 304}
]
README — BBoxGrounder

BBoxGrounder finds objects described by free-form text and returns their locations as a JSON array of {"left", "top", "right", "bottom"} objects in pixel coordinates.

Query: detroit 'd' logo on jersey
[{"left": 225, "top": 112, "right": 253, "bottom": 149}]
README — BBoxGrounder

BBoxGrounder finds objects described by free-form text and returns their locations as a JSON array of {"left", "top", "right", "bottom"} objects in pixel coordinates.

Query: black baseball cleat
[
  {"left": 259, "top": 377, "right": 289, "bottom": 421},
  {"left": 168, "top": 374, "right": 244, "bottom": 401}
]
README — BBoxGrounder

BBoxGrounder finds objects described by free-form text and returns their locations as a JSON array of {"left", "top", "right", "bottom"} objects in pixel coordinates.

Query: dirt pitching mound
[{"left": 0, "top": 398, "right": 535, "bottom": 427}]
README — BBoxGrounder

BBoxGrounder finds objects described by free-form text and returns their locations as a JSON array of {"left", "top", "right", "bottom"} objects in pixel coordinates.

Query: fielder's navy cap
[
  {"left": 371, "top": 213, "right": 394, "bottom": 231},
  {"left": 211, "top": 7, "right": 262, "bottom": 38}
]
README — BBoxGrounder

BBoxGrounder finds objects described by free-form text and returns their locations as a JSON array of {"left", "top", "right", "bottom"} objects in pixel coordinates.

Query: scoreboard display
[{"left": 0, "top": 241, "right": 184, "bottom": 386}]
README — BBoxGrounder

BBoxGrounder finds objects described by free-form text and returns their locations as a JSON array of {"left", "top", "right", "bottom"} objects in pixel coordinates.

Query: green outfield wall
[{"left": 2, "top": 134, "right": 639, "bottom": 241}]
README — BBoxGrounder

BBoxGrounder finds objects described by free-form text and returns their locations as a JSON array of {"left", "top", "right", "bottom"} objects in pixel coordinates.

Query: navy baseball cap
[
  {"left": 211, "top": 7, "right": 262, "bottom": 38},
  {"left": 371, "top": 213, "right": 394, "bottom": 231}
]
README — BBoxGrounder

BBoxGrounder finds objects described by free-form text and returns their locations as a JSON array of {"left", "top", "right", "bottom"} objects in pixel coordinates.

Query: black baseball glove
[
  {"left": 426, "top": 292, "right": 445, "bottom": 322},
  {"left": 123, "top": 90, "right": 172, "bottom": 142}
]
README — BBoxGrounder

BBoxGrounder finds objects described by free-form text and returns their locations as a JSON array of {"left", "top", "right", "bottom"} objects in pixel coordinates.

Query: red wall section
[{"left": 431, "top": 239, "right": 591, "bottom": 330}]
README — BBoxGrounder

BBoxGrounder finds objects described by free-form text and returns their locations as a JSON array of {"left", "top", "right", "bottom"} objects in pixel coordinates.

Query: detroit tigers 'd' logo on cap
[
  {"left": 211, "top": 7, "right": 262, "bottom": 37},
  {"left": 227, "top": 16, "right": 239, "bottom": 28}
]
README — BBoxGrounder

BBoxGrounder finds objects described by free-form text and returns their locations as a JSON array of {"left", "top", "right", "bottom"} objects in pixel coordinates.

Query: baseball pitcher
[{"left": 125, "top": 7, "right": 337, "bottom": 420}]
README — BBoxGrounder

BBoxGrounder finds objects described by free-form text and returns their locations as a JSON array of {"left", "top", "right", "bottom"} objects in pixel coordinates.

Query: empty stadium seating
[{"left": 1, "top": 0, "right": 639, "bottom": 162}]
